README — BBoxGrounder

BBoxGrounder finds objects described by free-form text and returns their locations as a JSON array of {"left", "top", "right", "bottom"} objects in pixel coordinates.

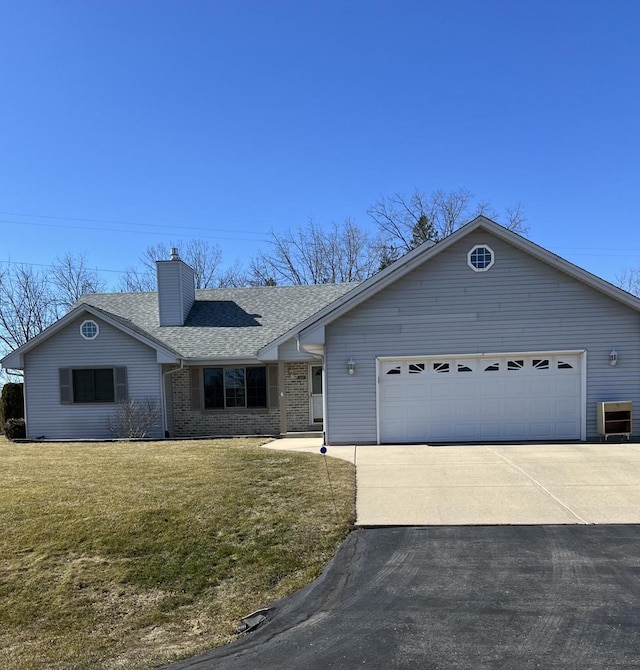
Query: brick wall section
[
  {"left": 169, "top": 363, "right": 313, "bottom": 437},
  {"left": 284, "top": 361, "right": 313, "bottom": 432},
  {"left": 170, "top": 367, "right": 280, "bottom": 437}
]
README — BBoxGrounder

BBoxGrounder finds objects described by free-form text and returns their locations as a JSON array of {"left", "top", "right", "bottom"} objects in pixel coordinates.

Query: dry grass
[{"left": 0, "top": 436, "right": 355, "bottom": 669}]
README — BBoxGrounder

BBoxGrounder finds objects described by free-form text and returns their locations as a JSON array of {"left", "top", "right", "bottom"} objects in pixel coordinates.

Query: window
[
  {"left": 203, "top": 366, "right": 267, "bottom": 409},
  {"left": 507, "top": 359, "right": 524, "bottom": 371},
  {"left": 409, "top": 363, "right": 426, "bottom": 374},
  {"left": 386, "top": 366, "right": 402, "bottom": 375},
  {"left": 80, "top": 320, "right": 99, "bottom": 340},
  {"left": 59, "top": 367, "right": 127, "bottom": 404},
  {"left": 433, "top": 362, "right": 450, "bottom": 373},
  {"left": 484, "top": 362, "right": 500, "bottom": 372},
  {"left": 468, "top": 245, "right": 495, "bottom": 272},
  {"left": 533, "top": 359, "right": 550, "bottom": 370}
]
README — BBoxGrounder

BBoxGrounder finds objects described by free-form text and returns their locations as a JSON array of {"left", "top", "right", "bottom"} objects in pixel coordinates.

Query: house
[{"left": 3, "top": 216, "right": 640, "bottom": 443}]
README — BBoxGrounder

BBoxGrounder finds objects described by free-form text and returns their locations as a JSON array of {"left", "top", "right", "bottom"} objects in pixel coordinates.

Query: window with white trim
[
  {"left": 80, "top": 320, "right": 99, "bottom": 340},
  {"left": 468, "top": 245, "right": 495, "bottom": 272}
]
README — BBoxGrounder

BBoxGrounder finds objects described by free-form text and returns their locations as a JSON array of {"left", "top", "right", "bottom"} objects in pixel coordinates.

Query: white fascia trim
[{"left": 377, "top": 349, "right": 586, "bottom": 362}]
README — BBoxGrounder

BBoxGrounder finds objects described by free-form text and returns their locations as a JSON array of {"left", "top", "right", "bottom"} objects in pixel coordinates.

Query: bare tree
[
  {"left": 0, "top": 264, "right": 59, "bottom": 353},
  {"left": 368, "top": 188, "right": 528, "bottom": 264},
  {"left": 249, "top": 218, "right": 379, "bottom": 285},
  {"left": 616, "top": 268, "right": 640, "bottom": 296},
  {"left": 118, "top": 267, "right": 157, "bottom": 292},
  {"left": 119, "top": 239, "right": 244, "bottom": 290},
  {"left": 51, "top": 252, "right": 107, "bottom": 310}
]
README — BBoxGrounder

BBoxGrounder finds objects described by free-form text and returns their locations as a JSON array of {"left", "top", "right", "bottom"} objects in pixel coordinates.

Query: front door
[{"left": 310, "top": 365, "right": 323, "bottom": 423}]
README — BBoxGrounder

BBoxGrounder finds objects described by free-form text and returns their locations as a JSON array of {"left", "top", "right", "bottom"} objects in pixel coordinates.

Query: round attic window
[
  {"left": 467, "top": 244, "right": 494, "bottom": 272},
  {"left": 80, "top": 319, "right": 99, "bottom": 340}
]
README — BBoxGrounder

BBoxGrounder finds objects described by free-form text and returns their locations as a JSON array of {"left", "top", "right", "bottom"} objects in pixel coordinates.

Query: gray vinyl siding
[
  {"left": 156, "top": 259, "right": 195, "bottom": 326},
  {"left": 325, "top": 230, "right": 640, "bottom": 444},
  {"left": 23, "top": 315, "right": 163, "bottom": 439}
]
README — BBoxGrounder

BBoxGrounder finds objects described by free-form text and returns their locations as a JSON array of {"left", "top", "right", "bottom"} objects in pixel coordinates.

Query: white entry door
[
  {"left": 378, "top": 352, "right": 583, "bottom": 443},
  {"left": 310, "top": 365, "right": 323, "bottom": 423}
]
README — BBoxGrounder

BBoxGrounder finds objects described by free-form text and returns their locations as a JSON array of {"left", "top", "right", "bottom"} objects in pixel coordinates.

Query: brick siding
[
  {"left": 284, "top": 361, "right": 314, "bottom": 432},
  {"left": 169, "top": 363, "right": 315, "bottom": 437}
]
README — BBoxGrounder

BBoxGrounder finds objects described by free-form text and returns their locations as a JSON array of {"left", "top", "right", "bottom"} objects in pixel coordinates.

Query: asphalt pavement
[{"left": 162, "top": 525, "right": 640, "bottom": 670}]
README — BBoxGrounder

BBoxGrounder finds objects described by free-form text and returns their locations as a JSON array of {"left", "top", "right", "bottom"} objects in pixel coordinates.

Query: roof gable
[
  {"left": 261, "top": 216, "right": 640, "bottom": 352},
  {"left": 1, "top": 304, "right": 181, "bottom": 370}
]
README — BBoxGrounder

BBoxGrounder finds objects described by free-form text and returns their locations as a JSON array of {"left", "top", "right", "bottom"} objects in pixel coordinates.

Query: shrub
[
  {"left": 107, "top": 398, "right": 161, "bottom": 439},
  {"left": 1, "top": 383, "right": 24, "bottom": 425},
  {"left": 4, "top": 418, "right": 26, "bottom": 440}
]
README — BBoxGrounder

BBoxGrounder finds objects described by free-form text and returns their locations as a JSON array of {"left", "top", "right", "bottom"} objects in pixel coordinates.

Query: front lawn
[{"left": 0, "top": 437, "right": 355, "bottom": 669}]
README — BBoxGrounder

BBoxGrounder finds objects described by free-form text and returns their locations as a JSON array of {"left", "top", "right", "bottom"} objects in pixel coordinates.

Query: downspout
[{"left": 162, "top": 359, "right": 184, "bottom": 438}]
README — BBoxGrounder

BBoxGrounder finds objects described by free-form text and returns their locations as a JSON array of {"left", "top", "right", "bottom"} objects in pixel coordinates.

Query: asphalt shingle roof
[{"left": 80, "top": 284, "right": 357, "bottom": 359}]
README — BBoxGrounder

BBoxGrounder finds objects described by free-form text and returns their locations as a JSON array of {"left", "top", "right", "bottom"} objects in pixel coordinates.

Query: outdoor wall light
[
  {"left": 347, "top": 358, "right": 356, "bottom": 375},
  {"left": 610, "top": 349, "right": 618, "bottom": 367}
]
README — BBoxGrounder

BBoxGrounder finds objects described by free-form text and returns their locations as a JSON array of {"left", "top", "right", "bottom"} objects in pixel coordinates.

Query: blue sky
[{"left": 2, "top": 0, "right": 640, "bottom": 287}]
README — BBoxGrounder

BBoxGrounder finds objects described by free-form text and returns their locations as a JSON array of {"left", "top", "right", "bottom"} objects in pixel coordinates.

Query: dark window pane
[
  {"left": 203, "top": 368, "right": 224, "bottom": 409},
  {"left": 72, "top": 368, "right": 114, "bottom": 403},
  {"left": 72, "top": 369, "right": 94, "bottom": 403},
  {"left": 94, "top": 369, "right": 115, "bottom": 402},
  {"left": 246, "top": 367, "right": 267, "bottom": 408},
  {"left": 225, "top": 368, "right": 246, "bottom": 408}
]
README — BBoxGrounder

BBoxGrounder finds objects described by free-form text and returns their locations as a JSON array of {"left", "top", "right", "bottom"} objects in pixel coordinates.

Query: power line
[
  {"left": 0, "top": 258, "right": 127, "bottom": 274},
  {"left": 1, "top": 219, "right": 270, "bottom": 243},
  {"left": 0, "top": 210, "right": 267, "bottom": 236}
]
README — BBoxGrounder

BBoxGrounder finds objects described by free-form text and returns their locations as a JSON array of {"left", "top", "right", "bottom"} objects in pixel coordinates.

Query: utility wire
[
  {"left": 0, "top": 210, "right": 267, "bottom": 236},
  {"left": 1, "top": 219, "right": 270, "bottom": 243}
]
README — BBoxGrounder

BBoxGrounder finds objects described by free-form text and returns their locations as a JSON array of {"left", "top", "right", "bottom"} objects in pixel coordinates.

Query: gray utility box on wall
[{"left": 597, "top": 401, "right": 632, "bottom": 440}]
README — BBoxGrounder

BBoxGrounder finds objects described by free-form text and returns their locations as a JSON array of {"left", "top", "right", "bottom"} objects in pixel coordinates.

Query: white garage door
[{"left": 378, "top": 352, "right": 583, "bottom": 443}]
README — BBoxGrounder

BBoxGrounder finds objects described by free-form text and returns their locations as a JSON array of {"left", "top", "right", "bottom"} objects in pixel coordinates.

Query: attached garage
[{"left": 377, "top": 351, "right": 585, "bottom": 443}]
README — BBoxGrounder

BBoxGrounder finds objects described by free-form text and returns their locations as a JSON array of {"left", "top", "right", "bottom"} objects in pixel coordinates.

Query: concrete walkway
[{"left": 266, "top": 438, "right": 640, "bottom": 526}]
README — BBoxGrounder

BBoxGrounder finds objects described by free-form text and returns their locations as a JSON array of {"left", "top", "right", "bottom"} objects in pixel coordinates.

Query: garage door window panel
[
  {"left": 433, "top": 362, "right": 450, "bottom": 373},
  {"left": 533, "top": 359, "right": 550, "bottom": 370}
]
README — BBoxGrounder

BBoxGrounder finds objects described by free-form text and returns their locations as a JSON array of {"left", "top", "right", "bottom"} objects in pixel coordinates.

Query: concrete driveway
[{"left": 266, "top": 439, "right": 640, "bottom": 525}]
